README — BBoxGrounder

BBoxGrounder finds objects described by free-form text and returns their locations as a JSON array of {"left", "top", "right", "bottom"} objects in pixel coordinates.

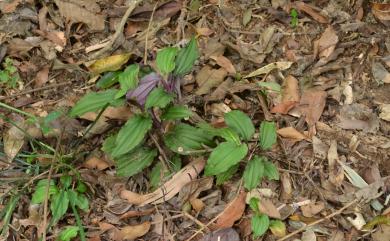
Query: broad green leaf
[
  {"left": 67, "top": 190, "right": 89, "bottom": 212},
  {"left": 224, "top": 110, "right": 255, "bottom": 141},
  {"left": 216, "top": 164, "right": 239, "bottom": 185},
  {"left": 249, "top": 197, "right": 260, "bottom": 213},
  {"left": 31, "top": 179, "right": 58, "bottom": 204},
  {"left": 243, "top": 156, "right": 265, "bottom": 190},
  {"left": 257, "top": 82, "right": 281, "bottom": 92},
  {"left": 156, "top": 47, "right": 178, "bottom": 76},
  {"left": 41, "top": 110, "right": 63, "bottom": 134},
  {"left": 263, "top": 159, "right": 279, "bottom": 181},
  {"left": 69, "top": 90, "right": 122, "bottom": 117},
  {"left": 76, "top": 182, "right": 87, "bottom": 193},
  {"left": 198, "top": 123, "right": 241, "bottom": 144},
  {"left": 164, "top": 123, "right": 214, "bottom": 155},
  {"left": 101, "top": 134, "right": 117, "bottom": 156},
  {"left": 115, "top": 64, "right": 139, "bottom": 99},
  {"left": 89, "top": 53, "right": 131, "bottom": 75},
  {"left": 60, "top": 175, "right": 72, "bottom": 189},
  {"left": 174, "top": 37, "right": 199, "bottom": 76},
  {"left": 58, "top": 226, "right": 79, "bottom": 241},
  {"left": 112, "top": 115, "right": 152, "bottom": 157},
  {"left": 96, "top": 71, "right": 120, "bottom": 89},
  {"left": 115, "top": 147, "right": 157, "bottom": 177},
  {"left": 205, "top": 142, "right": 248, "bottom": 176},
  {"left": 50, "top": 190, "right": 69, "bottom": 224},
  {"left": 269, "top": 220, "right": 286, "bottom": 238},
  {"left": 259, "top": 121, "right": 277, "bottom": 150},
  {"left": 161, "top": 105, "right": 192, "bottom": 120},
  {"left": 252, "top": 214, "right": 270, "bottom": 237},
  {"left": 145, "top": 87, "right": 174, "bottom": 109}
]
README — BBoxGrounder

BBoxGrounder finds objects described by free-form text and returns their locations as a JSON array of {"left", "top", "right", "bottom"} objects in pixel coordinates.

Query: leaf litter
[{"left": 1, "top": 0, "right": 390, "bottom": 240}]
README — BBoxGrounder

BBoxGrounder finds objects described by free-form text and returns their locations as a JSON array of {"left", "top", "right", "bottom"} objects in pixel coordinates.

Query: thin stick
[
  {"left": 0, "top": 81, "right": 71, "bottom": 101},
  {"left": 89, "top": 0, "right": 143, "bottom": 60},
  {"left": 276, "top": 200, "right": 357, "bottom": 241},
  {"left": 143, "top": 1, "right": 158, "bottom": 65},
  {"left": 149, "top": 133, "right": 171, "bottom": 172},
  {"left": 183, "top": 212, "right": 210, "bottom": 232}
]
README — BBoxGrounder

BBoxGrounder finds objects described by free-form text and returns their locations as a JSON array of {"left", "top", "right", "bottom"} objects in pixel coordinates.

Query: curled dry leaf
[
  {"left": 113, "top": 222, "right": 151, "bottom": 241},
  {"left": 214, "top": 191, "right": 246, "bottom": 229},
  {"left": 277, "top": 127, "right": 307, "bottom": 141},
  {"left": 210, "top": 55, "right": 236, "bottom": 74},
  {"left": 84, "top": 157, "right": 111, "bottom": 170},
  {"left": 121, "top": 158, "right": 205, "bottom": 205},
  {"left": 372, "top": 3, "right": 390, "bottom": 26},
  {"left": 294, "top": 1, "right": 328, "bottom": 23},
  {"left": 327, "top": 140, "right": 344, "bottom": 187}
]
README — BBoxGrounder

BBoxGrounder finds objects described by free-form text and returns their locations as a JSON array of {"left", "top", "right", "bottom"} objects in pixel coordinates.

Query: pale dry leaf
[
  {"left": 190, "top": 198, "right": 205, "bottom": 212},
  {"left": 372, "top": 61, "right": 390, "bottom": 84},
  {"left": 178, "top": 177, "right": 213, "bottom": 205},
  {"left": 113, "top": 222, "right": 151, "bottom": 241},
  {"left": 301, "top": 202, "right": 325, "bottom": 217},
  {"left": 3, "top": 122, "right": 26, "bottom": 162},
  {"left": 244, "top": 62, "right": 293, "bottom": 78},
  {"left": 205, "top": 78, "right": 233, "bottom": 101},
  {"left": 1, "top": 0, "right": 22, "bottom": 13},
  {"left": 282, "top": 75, "right": 300, "bottom": 103},
  {"left": 258, "top": 198, "right": 281, "bottom": 219},
  {"left": 379, "top": 104, "right": 390, "bottom": 121},
  {"left": 84, "top": 157, "right": 110, "bottom": 170},
  {"left": 34, "top": 65, "right": 50, "bottom": 88},
  {"left": 327, "top": 140, "right": 344, "bottom": 187},
  {"left": 372, "top": 225, "right": 390, "bottom": 241},
  {"left": 318, "top": 26, "right": 339, "bottom": 58},
  {"left": 196, "top": 27, "right": 214, "bottom": 36},
  {"left": 121, "top": 158, "right": 206, "bottom": 205},
  {"left": 347, "top": 213, "right": 366, "bottom": 230},
  {"left": 214, "top": 191, "right": 246, "bottom": 228},
  {"left": 277, "top": 127, "right": 307, "bottom": 141},
  {"left": 210, "top": 55, "right": 236, "bottom": 74},
  {"left": 280, "top": 173, "right": 292, "bottom": 201},
  {"left": 302, "top": 230, "right": 317, "bottom": 241},
  {"left": 329, "top": 230, "right": 345, "bottom": 241},
  {"left": 196, "top": 66, "right": 227, "bottom": 95},
  {"left": 294, "top": 1, "right": 328, "bottom": 23},
  {"left": 54, "top": 0, "right": 105, "bottom": 31},
  {"left": 201, "top": 228, "right": 240, "bottom": 241}
]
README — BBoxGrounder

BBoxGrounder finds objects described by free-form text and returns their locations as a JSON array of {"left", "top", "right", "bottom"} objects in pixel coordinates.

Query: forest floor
[{"left": 1, "top": 0, "right": 390, "bottom": 241}]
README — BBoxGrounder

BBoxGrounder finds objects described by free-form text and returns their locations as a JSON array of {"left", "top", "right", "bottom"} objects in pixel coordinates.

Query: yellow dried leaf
[{"left": 88, "top": 53, "right": 131, "bottom": 74}]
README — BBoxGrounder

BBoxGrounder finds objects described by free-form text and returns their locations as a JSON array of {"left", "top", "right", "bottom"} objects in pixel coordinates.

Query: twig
[
  {"left": 183, "top": 212, "right": 210, "bottom": 232},
  {"left": 149, "top": 132, "right": 171, "bottom": 172},
  {"left": 143, "top": 1, "right": 158, "bottom": 65},
  {"left": 0, "top": 81, "right": 72, "bottom": 101},
  {"left": 276, "top": 200, "right": 357, "bottom": 241},
  {"left": 256, "top": 92, "right": 273, "bottom": 121},
  {"left": 89, "top": 0, "right": 143, "bottom": 60}
]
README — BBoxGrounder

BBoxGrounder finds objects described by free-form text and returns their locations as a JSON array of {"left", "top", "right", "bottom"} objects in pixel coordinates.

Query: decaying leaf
[
  {"left": 34, "top": 65, "right": 50, "bottom": 88},
  {"left": 327, "top": 140, "right": 344, "bottom": 187},
  {"left": 196, "top": 66, "right": 227, "bottom": 95},
  {"left": 121, "top": 158, "right": 205, "bottom": 205},
  {"left": 88, "top": 53, "right": 131, "bottom": 75},
  {"left": 347, "top": 212, "right": 366, "bottom": 230},
  {"left": 301, "top": 202, "right": 325, "bottom": 218},
  {"left": 372, "top": 61, "right": 390, "bottom": 84},
  {"left": 271, "top": 75, "right": 300, "bottom": 114},
  {"left": 214, "top": 191, "right": 246, "bottom": 228},
  {"left": 301, "top": 230, "right": 317, "bottom": 241},
  {"left": 201, "top": 228, "right": 240, "bottom": 241},
  {"left": 84, "top": 157, "right": 111, "bottom": 170},
  {"left": 210, "top": 55, "right": 236, "bottom": 74},
  {"left": 244, "top": 62, "right": 293, "bottom": 79},
  {"left": 372, "top": 3, "right": 390, "bottom": 26},
  {"left": 3, "top": 121, "right": 26, "bottom": 162},
  {"left": 277, "top": 127, "right": 307, "bottom": 141},
  {"left": 317, "top": 26, "right": 339, "bottom": 59},
  {"left": 372, "top": 225, "right": 390, "bottom": 241},
  {"left": 54, "top": 0, "right": 106, "bottom": 31},
  {"left": 246, "top": 191, "right": 281, "bottom": 219},
  {"left": 113, "top": 222, "right": 151, "bottom": 241},
  {"left": 294, "top": 1, "right": 328, "bottom": 23},
  {"left": 379, "top": 104, "right": 390, "bottom": 121}
]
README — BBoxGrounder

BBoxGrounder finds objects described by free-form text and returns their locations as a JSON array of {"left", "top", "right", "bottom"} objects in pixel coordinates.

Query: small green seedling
[
  {"left": 0, "top": 57, "right": 20, "bottom": 89},
  {"left": 290, "top": 8, "right": 298, "bottom": 28}
]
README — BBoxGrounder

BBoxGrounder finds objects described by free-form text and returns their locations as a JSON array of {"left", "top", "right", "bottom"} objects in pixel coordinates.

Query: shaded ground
[{"left": 1, "top": 0, "right": 390, "bottom": 241}]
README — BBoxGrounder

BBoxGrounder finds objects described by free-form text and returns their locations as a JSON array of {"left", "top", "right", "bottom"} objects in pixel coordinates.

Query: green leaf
[
  {"left": 161, "top": 105, "right": 193, "bottom": 120},
  {"left": 112, "top": 115, "right": 152, "bottom": 157},
  {"left": 101, "top": 134, "right": 117, "bottom": 156},
  {"left": 249, "top": 197, "right": 260, "bottom": 213},
  {"left": 263, "top": 159, "right": 279, "bottom": 181},
  {"left": 69, "top": 90, "right": 122, "bottom": 117},
  {"left": 115, "top": 147, "right": 157, "bottom": 177},
  {"left": 60, "top": 175, "right": 72, "bottom": 189},
  {"left": 31, "top": 179, "right": 58, "bottom": 204},
  {"left": 115, "top": 64, "right": 140, "bottom": 99},
  {"left": 96, "top": 71, "right": 120, "bottom": 89},
  {"left": 269, "top": 220, "right": 286, "bottom": 238},
  {"left": 76, "top": 182, "right": 87, "bottom": 193},
  {"left": 243, "top": 156, "right": 265, "bottom": 190},
  {"left": 145, "top": 87, "right": 174, "bottom": 109},
  {"left": 198, "top": 123, "right": 241, "bottom": 144},
  {"left": 252, "top": 214, "right": 270, "bottom": 237},
  {"left": 174, "top": 37, "right": 199, "bottom": 76},
  {"left": 149, "top": 156, "right": 181, "bottom": 190},
  {"left": 205, "top": 142, "right": 248, "bottom": 176},
  {"left": 57, "top": 226, "right": 79, "bottom": 241},
  {"left": 224, "top": 110, "right": 255, "bottom": 141},
  {"left": 164, "top": 123, "right": 214, "bottom": 155},
  {"left": 216, "top": 164, "right": 239, "bottom": 185},
  {"left": 156, "top": 47, "right": 178, "bottom": 76},
  {"left": 67, "top": 190, "right": 89, "bottom": 212},
  {"left": 257, "top": 82, "right": 281, "bottom": 92},
  {"left": 259, "top": 121, "right": 277, "bottom": 150},
  {"left": 50, "top": 190, "right": 69, "bottom": 224}
]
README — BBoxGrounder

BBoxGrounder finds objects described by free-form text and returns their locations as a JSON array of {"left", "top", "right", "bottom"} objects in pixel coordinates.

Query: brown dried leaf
[
  {"left": 1, "top": 0, "right": 22, "bottom": 13},
  {"left": 196, "top": 66, "right": 227, "bottom": 95},
  {"left": 277, "top": 127, "right": 307, "bottom": 141},
  {"left": 327, "top": 140, "right": 344, "bottom": 187},
  {"left": 84, "top": 157, "right": 111, "bottom": 170},
  {"left": 178, "top": 177, "right": 213, "bottom": 205},
  {"left": 318, "top": 26, "right": 339, "bottom": 58},
  {"left": 372, "top": 3, "right": 390, "bottom": 25},
  {"left": 113, "top": 222, "right": 151, "bottom": 241},
  {"left": 34, "top": 65, "right": 50, "bottom": 88},
  {"left": 130, "top": 1, "right": 181, "bottom": 21},
  {"left": 372, "top": 61, "right": 390, "bottom": 84},
  {"left": 88, "top": 53, "right": 131, "bottom": 75},
  {"left": 301, "top": 202, "right": 325, "bottom": 217},
  {"left": 280, "top": 173, "right": 292, "bottom": 201},
  {"left": 210, "top": 55, "right": 236, "bottom": 74},
  {"left": 258, "top": 198, "right": 281, "bottom": 219},
  {"left": 201, "top": 228, "right": 240, "bottom": 241},
  {"left": 196, "top": 27, "right": 214, "bottom": 36},
  {"left": 190, "top": 198, "right": 205, "bottom": 212},
  {"left": 3, "top": 122, "right": 25, "bottom": 162},
  {"left": 214, "top": 191, "right": 246, "bottom": 228},
  {"left": 119, "top": 208, "right": 155, "bottom": 220},
  {"left": 54, "top": 0, "right": 106, "bottom": 31},
  {"left": 121, "top": 158, "right": 205, "bottom": 205},
  {"left": 294, "top": 2, "right": 328, "bottom": 23},
  {"left": 205, "top": 78, "right": 233, "bottom": 102}
]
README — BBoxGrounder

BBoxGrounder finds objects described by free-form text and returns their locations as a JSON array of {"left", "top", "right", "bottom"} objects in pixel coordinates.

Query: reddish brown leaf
[
  {"left": 84, "top": 157, "right": 111, "bottom": 170},
  {"left": 318, "top": 26, "right": 339, "bottom": 58},
  {"left": 34, "top": 65, "right": 50, "bottom": 88},
  {"left": 113, "top": 222, "right": 151, "bottom": 241},
  {"left": 1, "top": 0, "right": 22, "bottom": 13},
  {"left": 210, "top": 55, "right": 236, "bottom": 74},
  {"left": 119, "top": 208, "right": 155, "bottom": 220},
  {"left": 277, "top": 127, "right": 307, "bottom": 141},
  {"left": 214, "top": 191, "right": 246, "bottom": 229},
  {"left": 372, "top": 3, "right": 390, "bottom": 25},
  {"left": 294, "top": 2, "right": 328, "bottom": 23}
]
